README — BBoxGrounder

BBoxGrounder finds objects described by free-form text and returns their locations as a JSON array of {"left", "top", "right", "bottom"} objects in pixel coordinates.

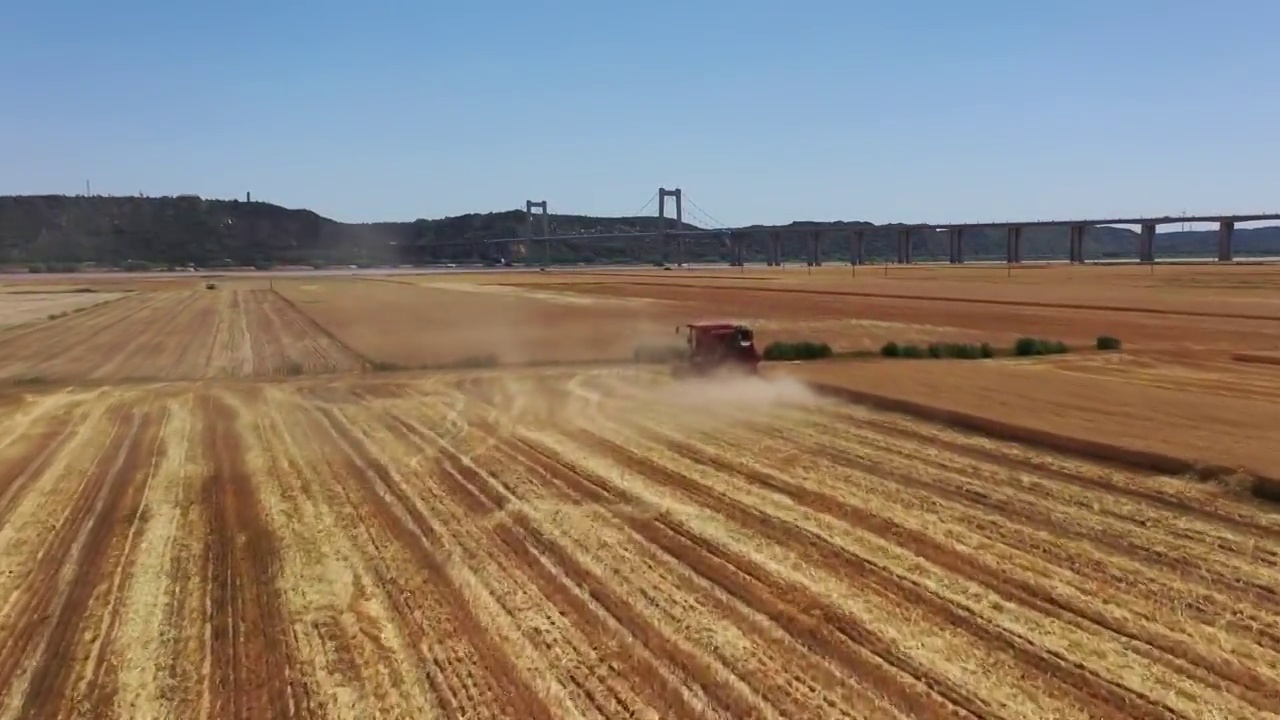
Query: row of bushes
[
  {"left": 632, "top": 334, "right": 1123, "bottom": 366},
  {"left": 762, "top": 340, "right": 833, "bottom": 361},
  {"left": 882, "top": 341, "right": 996, "bottom": 359},
  {"left": 1013, "top": 337, "right": 1070, "bottom": 356},
  {"left": 879, "top": 335, "right": 1122, "bottom": 360},
  {"left": 882, "top": 337, "right": 1072, "bottom": 359}
]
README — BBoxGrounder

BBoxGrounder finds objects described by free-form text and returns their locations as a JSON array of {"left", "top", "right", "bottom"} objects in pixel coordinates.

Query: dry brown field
[
  {"left": 0, "top": 281, "right": 364, "bottom": 382},
  {"left": 0, "top": 263, "right": 1279, "bottom": 718}
]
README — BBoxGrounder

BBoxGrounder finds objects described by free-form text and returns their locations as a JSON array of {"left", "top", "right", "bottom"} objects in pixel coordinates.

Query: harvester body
[{"left": 672, "top": 322, "right": 761, "bottom": 378}]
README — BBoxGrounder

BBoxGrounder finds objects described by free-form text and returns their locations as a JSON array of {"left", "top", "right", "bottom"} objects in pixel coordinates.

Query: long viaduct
[{"left": 500, "top": 188, "right": 1280, "bottom": 265}]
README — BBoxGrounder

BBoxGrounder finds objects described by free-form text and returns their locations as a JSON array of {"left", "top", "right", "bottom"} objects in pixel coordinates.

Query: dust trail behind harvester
[{"left": 585, "top": 368, "right": 828, "bottom": 436}]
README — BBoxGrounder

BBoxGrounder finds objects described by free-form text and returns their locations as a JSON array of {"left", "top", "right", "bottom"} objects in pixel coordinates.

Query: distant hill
[{"left": 1, "top": 194, "right": 1277, "bottom": 271}]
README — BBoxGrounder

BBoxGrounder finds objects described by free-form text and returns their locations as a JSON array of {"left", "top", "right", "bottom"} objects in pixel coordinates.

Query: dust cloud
[{"left": 653, "top": 373, "right": 822, "bottom": 411}]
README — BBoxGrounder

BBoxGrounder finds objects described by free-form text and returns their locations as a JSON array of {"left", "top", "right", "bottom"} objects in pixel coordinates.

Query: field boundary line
[
  {"left": 804, "top": 381, "right": 1280, "bottom": 505},
  {"left": 581, "top": 280, "right": 1280, "bottom": 323},
  {"left": 266, "top": 287, "right": 376, "bottom": 369}
]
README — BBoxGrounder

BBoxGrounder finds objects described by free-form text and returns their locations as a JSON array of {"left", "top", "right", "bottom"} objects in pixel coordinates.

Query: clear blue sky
[{"left": 4, "top": 1, "right": 1279, "bottom": 227}]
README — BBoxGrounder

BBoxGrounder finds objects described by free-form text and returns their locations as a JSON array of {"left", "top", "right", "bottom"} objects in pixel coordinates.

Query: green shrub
[
  {"left": 368, "top": 360, "right": 403, "bottom": 372},
  {"left": 1014, "top": 337, "right": 1071, "bottom": 356},
  {"left": 899, "top": 344, "right": 926, "bottom": 358},
  {"left": 980, "top": 342, "right": 995, "bottom": 358},
  {"left": 880, "top": 341, "right": 901, "bottom": 357},
  {"left": 283, "top": 361, "right": 305, "bottom": 376},
  {"left": 763, "top": 340, "right": 833, "bottom": 361},
  {"left": 1096, "top": 335, "right": 1122, "bottom": 351}
]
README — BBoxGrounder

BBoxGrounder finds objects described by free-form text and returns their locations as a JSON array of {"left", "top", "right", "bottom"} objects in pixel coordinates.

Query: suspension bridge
[{"left": 493, "top": 188, "right": 1280, "bottom": 265}]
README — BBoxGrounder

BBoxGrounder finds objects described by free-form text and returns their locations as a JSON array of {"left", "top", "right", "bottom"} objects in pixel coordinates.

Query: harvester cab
[{"left": 671, "top": 322, "right": 761, "bottom": 378}]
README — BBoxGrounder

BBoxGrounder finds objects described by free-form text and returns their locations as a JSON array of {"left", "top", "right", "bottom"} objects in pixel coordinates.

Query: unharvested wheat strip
[
  {"left": 311, "top": 404, "right": 556, "bottom": 720},
  {"left": 530, "top": 501, "right": 912, "bottom": 720},
  {"left": 619, "top": 425, "right": 1277, "bottom": 720},
  {"left": 678, "top": 418, "right": 1280, "bottom": 684},
  {"left": 239, "top": 387, "right": 441, "bottom": 719},
  {"left": 344, "top": 408, "right": 663, "bottom": 720},
  {"left": 523, "top": 426, "right": 1000, "bottom": 720}
]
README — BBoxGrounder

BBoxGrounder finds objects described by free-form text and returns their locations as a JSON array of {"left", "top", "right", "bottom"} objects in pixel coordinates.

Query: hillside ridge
[{"left": 2, "top": 194, "right": 1277, "bottom": 270}]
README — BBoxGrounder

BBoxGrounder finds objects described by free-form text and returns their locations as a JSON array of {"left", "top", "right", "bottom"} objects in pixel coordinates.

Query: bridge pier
[
  {"left": 810, "top": 231, "right": 823, "bottom": 266},
  {"left": 1218, "top": 221, "right": 1234, "bottom": 262},
  {"left": 948, "top": 228, "right": 964, "bottom": 264},
  {"left": 896, "top": 229, "right": 911, "bottom": 264},
  {"left": 1139, "top": 223, "right": 1156, "bottom": 262},
  {"left": 1006, "top": 226, "right": 1023, "bottom": 263},
  {"left": 850, "top": 230, "right": 865, "bottom": 265},
  {"left": 1069, "top": 224, "right": 1086, "bottom": 263},
  {"left": 767, "top": 231, "right": 782, "bottom": 266}
]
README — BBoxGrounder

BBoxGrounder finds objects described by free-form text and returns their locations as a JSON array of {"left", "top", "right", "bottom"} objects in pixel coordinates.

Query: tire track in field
[
  {"left": 233, "top": 386, "right": 441, "bottom": 719},
  {"left": 265, "top": 289, "right": 371, "bottom": 372},
  {"left": 0, "top": 401, "right": 146, "bottom": 718},
  {"left": 621, "top": 418, "right": 1280, "bottom": 716},
  {"left": 204, "top": 289, "right": 255, "bottom": 377},
  {"left": 310, "top": 403, "right": 556, "bottom": 720},
  {"left": 0, "top": 293, "right": 169, "bottom": 380},
  {"left": 598, "top": 375, "right": 1280, "bottom": 716},
  {"left": 17, "top": 403, "right": 164, "bottom": 720},
  {"left": 781, "top": 411, "right": 1280, "bottom": 604},
  {"left": 200, "top": 393, "right": 313, "bottom": 719},
  {"left": 389, "top": 390, "right": 886, "bottom": 719},
  {"left": 380, "top": 406, "right": 787, "bottom": 719},
  {"left": 479, "top": 370, "right": 1276, "bottom": 718},
  {"left": 351, "top": 401, "right": 683, "bottom": 719},
  {"left": 557, "top": 427, "right": 1137, "bottom": 720},
  {"left": 592, "top": 378, "right": 1280, "bottom": 693},
  {"left": 89, "top": 291, "right": 214, "bottom": 380},
  {"left": 445, "top": 377, "right": 993, "bottom": 719}
]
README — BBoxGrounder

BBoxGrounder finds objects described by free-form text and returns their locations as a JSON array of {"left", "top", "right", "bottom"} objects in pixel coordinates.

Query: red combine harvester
[{"left": 671, "top": 322, "right": 762, "bottom": 378}]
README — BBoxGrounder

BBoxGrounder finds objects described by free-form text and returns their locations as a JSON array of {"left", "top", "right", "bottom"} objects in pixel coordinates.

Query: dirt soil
[{"left": 2, "top": 368, "right": 1279, "bottom": 719}]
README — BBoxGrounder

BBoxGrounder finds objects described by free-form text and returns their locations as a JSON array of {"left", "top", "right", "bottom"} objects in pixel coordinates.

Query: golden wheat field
[{"left": 0, "top": 266, "right": 1279, "bottom": 719}]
